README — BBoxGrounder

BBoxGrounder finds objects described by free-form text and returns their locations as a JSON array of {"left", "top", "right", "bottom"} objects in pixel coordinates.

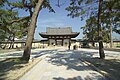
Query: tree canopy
[{"left": 0, "top": 0, "right": 119, "bottom": 60}]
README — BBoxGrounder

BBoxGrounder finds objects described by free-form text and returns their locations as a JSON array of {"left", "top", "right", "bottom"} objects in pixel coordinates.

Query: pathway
[{"left": 20, "top": 48, "right": 108, "bottom": 80}]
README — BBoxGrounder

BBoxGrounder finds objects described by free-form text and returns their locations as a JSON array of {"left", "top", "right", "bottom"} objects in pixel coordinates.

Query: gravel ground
[{"left": 0, "top": 47, "right": 120, "bottom": 80}]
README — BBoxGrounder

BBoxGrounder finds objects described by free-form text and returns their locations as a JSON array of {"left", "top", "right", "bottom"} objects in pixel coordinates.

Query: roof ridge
[{"left": 47, "top": 27, "right": 71, "bottom": 29}]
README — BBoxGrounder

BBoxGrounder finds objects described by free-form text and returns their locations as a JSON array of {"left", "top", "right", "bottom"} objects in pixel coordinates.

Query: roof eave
[{"left": 39, "top": 32, "right": 80, "bottom": 38}]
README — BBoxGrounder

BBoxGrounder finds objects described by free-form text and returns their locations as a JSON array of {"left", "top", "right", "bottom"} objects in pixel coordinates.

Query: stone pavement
[{"left": 19, "top": 49, "right": 108, "bottom": 80}]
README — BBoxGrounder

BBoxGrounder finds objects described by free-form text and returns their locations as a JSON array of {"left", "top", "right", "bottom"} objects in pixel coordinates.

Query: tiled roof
[
  {"left": 46, "top": 27, "right": 72, "bottom": 34},
  {"left": 39, "top": 27, "right": 80, "bottom": 38}
]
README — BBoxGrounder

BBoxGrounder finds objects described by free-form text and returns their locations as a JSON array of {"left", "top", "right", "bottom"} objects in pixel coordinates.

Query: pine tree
[
  {"left": 0, "top": 0, "right": 29, "bottom": 49},
  {"left": 9, "top": 0, "right": 55, "bottom": 61}
]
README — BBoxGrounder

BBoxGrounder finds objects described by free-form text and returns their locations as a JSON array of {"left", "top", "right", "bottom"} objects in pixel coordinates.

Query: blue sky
[
  {"left": 17, "top": 0, "right": 86, "bottom": 40},
  {"left": 35, "top": 0, "right": 86, "bottom": 40},
  {"left": 7, "top": 0, "right": 120, "bottom": 40}
]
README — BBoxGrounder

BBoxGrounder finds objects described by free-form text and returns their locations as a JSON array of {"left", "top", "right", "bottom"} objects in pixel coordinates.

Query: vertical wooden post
[
  {"left": 68, "top": 36, "right": 71, "bottom": 50},
  {"left": 55, "top": 36, "right": 57, "bottom": 45},
  {"left": 48, "top": 38, "right": 49, "bottom": 46},
  {"left": 62, "top": 39, "right": 63, "bottom": 46}
]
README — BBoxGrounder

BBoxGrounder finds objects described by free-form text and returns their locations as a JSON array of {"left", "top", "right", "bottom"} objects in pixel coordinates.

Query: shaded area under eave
[{"left": 39, "top": 32, "right": 80, "bottom": 38}]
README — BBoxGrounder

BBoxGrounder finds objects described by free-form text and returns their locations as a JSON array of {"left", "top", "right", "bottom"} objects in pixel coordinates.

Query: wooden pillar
[
  {"left": 48, "top": 38, "right": 49, "bottom": 46},
  {"left": 68, "top": 36, "right": 71, "bottom": 50},
  {"left": 62, "top": 39, "right": 64, "bottom": 46},
  {"left": 55, "top": 36, "right": 57, "bottom": 45},
  {"left": 43, "top": 41, "right": 44, "bottom": 48}
]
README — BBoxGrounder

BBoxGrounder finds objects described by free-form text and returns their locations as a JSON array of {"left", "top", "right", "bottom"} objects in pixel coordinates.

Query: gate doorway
[{"left": 56, "top": 40, "right": 62, "bottom": 46}]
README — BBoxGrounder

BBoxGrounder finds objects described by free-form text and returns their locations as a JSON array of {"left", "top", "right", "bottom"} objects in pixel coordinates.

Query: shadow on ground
[
  {"left": 53, "top": 75, "right": 104, "bottom": 80},
  {"left": 85, "top": 58, "right": 120, "bottom": 80},
  {"left": 0, "top": 58, "right": 27, "bottom": 80},
  {"left": 31, "top": 49, "right": 58, "bottom": 58},
  {"left": 47, "top": 50, "right": 97, "bottom": 71},
  {"left": 0, "top": 49, "right": 58, "bottom": 80},
  {"left": 46, "top": 49, "right": 120, "bottom": 80},
  {"left": 1, "top": 48, "right": 120, "bottom": 80}
]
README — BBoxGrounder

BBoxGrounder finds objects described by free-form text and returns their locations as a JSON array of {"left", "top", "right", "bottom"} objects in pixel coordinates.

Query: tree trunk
[
  {"left": 12, "top": 35, "right": 15, "bottom": 49},
  {"left": 68, "top": 38, "right": 71, "bottom": 50},
  {"left": 99, "top": 41, "right": 105, "bottom": 58},
  {"left": 109, "top": 8, "right": 113, "bottom": 48},
  {"left": 9, "top": 35, "right": 15, "bottom": 49},
  {"left": 97, "top": 0, "right": 105, "bottom": 59},
  {"left": 8, "top": 37, "right": 12, "bottom": 49},
  {"left": 22, "top": 0, "right": 44, "bottom": 61},
  {"left": 9, "top": 41, "right": 12, "bottom": 49},
  {"left": 110, "top": 22, "right": 113, "bottom": 48},
  {"left": 92, "top": 42, "right": 95, "bottom": 47}
]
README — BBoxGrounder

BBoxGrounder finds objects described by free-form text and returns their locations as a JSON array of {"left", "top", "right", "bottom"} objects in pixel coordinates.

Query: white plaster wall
[
  {"left": 63, "top": 39, "right": 69, "bottom": 46},
  {"left": 14, "top": 43, "right": 22, "bottom": 48},
  {"left": 1, "top": 41, "right": 120, "bottom": 49},
  {"left": 49, "top": 39, "right": 55, "bottom": 45}
]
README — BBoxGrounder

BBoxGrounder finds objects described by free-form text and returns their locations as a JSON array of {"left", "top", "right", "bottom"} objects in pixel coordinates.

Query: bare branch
[{"left": 10, "top": 16, "right": 30, "bottom": 24}]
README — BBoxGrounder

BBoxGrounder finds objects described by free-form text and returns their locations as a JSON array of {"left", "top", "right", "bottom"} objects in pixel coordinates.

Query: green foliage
[
  {"left": 10, "top": 1, "right": 24, "bottom": 8},
  {"left": 0, "top": 1, "right": 29, "bottom": 48},
  {"left": 0, "top": 29, "right": 6, "bottom": 41},
  {"left": 81, "top": 17, "right": 98, "bottom": 41},
  {"left": 0, "top": 0, "right": 55, "bottom": 49},
  {"left": 42, "top": 0, "right": 55, "bottom": 13},
  {"left": 78, "top": 0, "right": 83, "bottom": 5},
  {"left": 0, "top": 0, "right": 8, "bottom": 6},
  {"left": 66, "top": 0, "right": 97, "bottom": 19},
  {"left": 9, "top": 0, "right": 55, "bottom": 14},
  {"left": 0, "top": 10, "right": 18, "bottom": 27},
  {"left": 82, "top": 16, "right": 110, "bottom": 43},
  {"left": 66, "top": 0, "right": 120, "bottom": 42},
  {"left": 85, "top": 0, "right": 92, "bottom": 4},
  {"left": 101, "top": 0, "right": 120, "bottom": 34}
]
